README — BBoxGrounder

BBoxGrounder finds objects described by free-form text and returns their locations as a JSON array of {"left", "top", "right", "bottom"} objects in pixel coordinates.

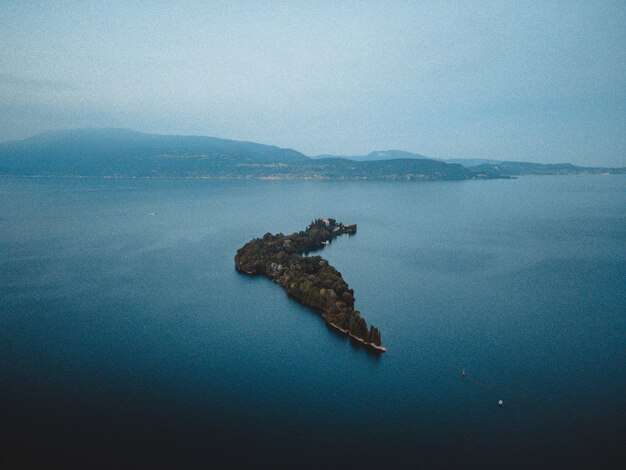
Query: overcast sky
[{"left": 1, "top": 1, "right": 624, "bottom": 165}]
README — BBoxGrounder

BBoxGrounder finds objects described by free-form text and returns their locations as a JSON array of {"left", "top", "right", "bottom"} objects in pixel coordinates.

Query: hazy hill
[
  {"left": 445, "top": 158, "right": 503, "bottom": 167},
  {"left": 444, "top": 157, "right": 625, "bottom": 175},
  {"left": 314, "top": 149, "right": 430, "bottom": 161},
  {"left": 0, "top": 129, "right": 622, "bottom": 179},
  {"left": 313, "top": 152, "right": 626, "bottom": 175},
  {"left": 471, "top": 161, "right": 625, "bottom": 176},
  {"left": 0, "top": 129, "right": 476, "bottom": 180},
  {"left": 302, "top": 156, "right": 470, "bottom": 180},
  {"left": 0, "top": 128, "right": 308, "bottom": 177}
]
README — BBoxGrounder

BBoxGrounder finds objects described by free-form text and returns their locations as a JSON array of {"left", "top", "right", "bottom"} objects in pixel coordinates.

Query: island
[{"left": 235, "top": 218, "right": 385, "bottom": 352}]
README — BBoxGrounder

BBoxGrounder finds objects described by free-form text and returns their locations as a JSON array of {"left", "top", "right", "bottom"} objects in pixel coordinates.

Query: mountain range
[{"left": 0, "top": 128, "right": 623, "bottom": 180}]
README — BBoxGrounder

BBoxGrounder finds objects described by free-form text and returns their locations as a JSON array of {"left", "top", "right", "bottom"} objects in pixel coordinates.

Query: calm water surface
[{"left": 1, "top": 175, "right": 624, "bottom": 468}]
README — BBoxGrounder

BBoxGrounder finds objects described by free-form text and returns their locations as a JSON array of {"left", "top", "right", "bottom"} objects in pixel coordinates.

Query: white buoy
[{"left": 498, "top": 400, "right": 504, "bottom": 407}]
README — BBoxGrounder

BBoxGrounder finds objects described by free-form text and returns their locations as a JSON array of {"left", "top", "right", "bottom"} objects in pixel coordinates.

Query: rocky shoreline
[{"left": 235, "top": 218, "right": 384, "bottom": 352}]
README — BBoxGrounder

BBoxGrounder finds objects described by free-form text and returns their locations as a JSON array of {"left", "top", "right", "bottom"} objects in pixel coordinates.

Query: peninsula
[{"left": 235, "top": 219, "right": 385, "bottom": 352}]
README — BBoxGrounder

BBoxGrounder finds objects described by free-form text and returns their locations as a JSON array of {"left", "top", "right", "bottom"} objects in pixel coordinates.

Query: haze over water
[{"left": 1, "top": 175, "right": 624, "bottom": 467}]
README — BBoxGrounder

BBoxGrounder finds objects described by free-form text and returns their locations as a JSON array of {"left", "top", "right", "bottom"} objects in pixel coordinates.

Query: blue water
[{"left": 1, "top": 176, "right": 624, "bottom": 468}]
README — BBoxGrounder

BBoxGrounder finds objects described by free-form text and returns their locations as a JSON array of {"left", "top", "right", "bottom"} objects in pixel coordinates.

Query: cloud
[
  {"left": 0, "top": 74, "right": 79, "bottom": 92},
  {"left": 0, "top": 2, "right": 624, "bottom": 165}
]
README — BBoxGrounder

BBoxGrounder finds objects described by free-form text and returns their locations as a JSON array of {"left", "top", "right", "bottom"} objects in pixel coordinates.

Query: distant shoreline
[
  {"left": 3, "top": 173, "right": 625, "bottom": 182},
  {"left": 0, "top": 173, "right": 507, "bottom": 181},
  {"left": 1, "top": 129, "right": 623, "bottom": 180}
]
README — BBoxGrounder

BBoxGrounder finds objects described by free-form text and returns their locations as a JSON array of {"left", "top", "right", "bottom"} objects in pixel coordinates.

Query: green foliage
[{"left": 234, "top": 218, "right": 383, "bottom": 350}]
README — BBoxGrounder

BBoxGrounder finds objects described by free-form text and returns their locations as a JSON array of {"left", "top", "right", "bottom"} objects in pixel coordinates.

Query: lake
[{"left": 1, "top": 175, "right": 624, "bottom": 468}]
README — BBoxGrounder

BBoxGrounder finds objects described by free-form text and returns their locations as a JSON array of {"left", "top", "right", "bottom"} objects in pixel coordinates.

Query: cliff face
[{"left": 235, "top": 219, "right": 384, "bottom": 351}]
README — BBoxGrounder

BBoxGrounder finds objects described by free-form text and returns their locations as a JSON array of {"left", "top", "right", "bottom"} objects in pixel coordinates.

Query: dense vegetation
[{"left": 235, "top": 219, "right": 384, "bottom": 351}]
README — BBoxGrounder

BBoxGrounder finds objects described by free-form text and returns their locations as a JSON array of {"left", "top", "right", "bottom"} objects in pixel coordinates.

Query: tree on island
[{"left": 234, "top": 218, "right": 384, "bottom": 352}]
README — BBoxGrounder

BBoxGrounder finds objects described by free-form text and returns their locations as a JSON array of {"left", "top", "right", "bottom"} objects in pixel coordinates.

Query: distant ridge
[
  {"left": 445, "top": 158, "right": 502, "bottom": 167},
  {"left": 314, "top": 149, "right": 431, "bottom": 162},
  {"left": 0, "top": 128, "right": 623, "bottom": 179},
  {"left": 9, "top": 128, "right": 307, "bottom": 164},
  {"left": 0, "top": 128, "right": 474, "bottom": 180},
  {"left": 468, "top": 160, "right": 625, "bottom": 176}
]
